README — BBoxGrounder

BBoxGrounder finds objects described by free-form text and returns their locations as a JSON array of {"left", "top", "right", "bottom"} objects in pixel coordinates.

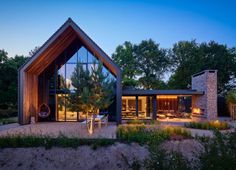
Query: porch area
[
  {"left": 121, "top": 89, "right": 204, "bottom": 121},
  {"left": 0, "top": 122, "right": 117, "bottom": 139}
]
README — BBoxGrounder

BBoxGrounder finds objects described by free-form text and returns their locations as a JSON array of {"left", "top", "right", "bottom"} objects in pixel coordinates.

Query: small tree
[
  {"left": 69, "top": 63, "right": 92, "bottom": 118},
  {"left": 89, "top": 62, "right": 115, "bottom": 114},
  {"left": 69, "top": 61, "right": 115, "bottom": 133}
]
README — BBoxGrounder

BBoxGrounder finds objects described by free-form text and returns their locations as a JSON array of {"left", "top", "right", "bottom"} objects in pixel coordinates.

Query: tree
[
  {"left": 226, "top": 90, "right": 236, "bottom": 104},
  {"left": 168, "top": 40, "right": 236, "bottom": 94},
  {"left": 200, "top": 41, "right": 236, "bottom": 93},
  {"left": 167, "top": 40, "right": 201, "bottom": 89},
  {"left": 69, "top": 61, "right": 115, "bottom": 133},
  {"left": 29, "top": 46, "right": 40, "bottom": 57},
  {"left": 0, "top": 50, "right": 28, "bottom": 109},
  {"left": 134, "top": 39, "right": 169, "bottom": 89},
  {"left": 0, "top": 49, "right": 8, "bottom": 63},
  {"left": 112, "top": 41, "right": 138, "bottom": 87},
  {"left": 69, "top": 63, "right": 92, "bottom": 115}
]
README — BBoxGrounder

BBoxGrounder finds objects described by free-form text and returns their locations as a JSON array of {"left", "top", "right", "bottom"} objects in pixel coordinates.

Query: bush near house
[
  {"left": 116, "top": 125, "right": 191, "bottom": 145},
  {"left": 125, "top": 119, "right": 160, "bottom": 125},
  {"left": 145, "top": 130, "right": 236, "bottom": 170},
  {"left": 0, "top": 135, "right": 116, "bottom": 149},
  {"left": 199, "top": 130, "right": 236, "bottom": 170},
  {"left": 0, "top": 109, "right": 18, "bottom": 125},
  {"left": 185, "top": 121, "right": 230, "bottom": 130},
  {"left": 0, "top": 117, "right": 17, "bottom": 125}
]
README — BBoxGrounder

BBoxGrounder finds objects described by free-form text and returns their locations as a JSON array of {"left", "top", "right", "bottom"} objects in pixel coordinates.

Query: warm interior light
[
  {"left": 192, "top": 108, "right": 201, "bottom": 114},
  {"left": 157, "top": 95, "right": 178, "bottom": 99}
]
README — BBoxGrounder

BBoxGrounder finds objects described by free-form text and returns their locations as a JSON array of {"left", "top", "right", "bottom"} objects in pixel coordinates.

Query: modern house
[{"left": 18, "top": 18, "right": 217, "bottom": 125}]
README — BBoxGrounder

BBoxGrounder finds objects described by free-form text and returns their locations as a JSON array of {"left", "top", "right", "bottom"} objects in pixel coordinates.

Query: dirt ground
[
  {"left": 0, "top": 139, "right": 204, "bottom": 170},
  {"left": 0, "top": 143, "right": 149, "bottom": 170}
]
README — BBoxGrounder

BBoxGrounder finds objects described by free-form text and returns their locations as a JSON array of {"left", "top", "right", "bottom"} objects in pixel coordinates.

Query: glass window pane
[
  {"left": 102, "top": 66, "right": 115, "bottom": 80},
  {"left": 65, "top": 93, "right": 77, "bottom": 121},
  {"left": 57, "top": 94, "right": 65, "bottom": 121},
  {"left": 66, "top": 64, "right": 76, "bottom": 91},
  {"left": 88, "top": 63, "right": 98, "bottom": 73},
  {"left": 67, "top": 52, "right": 77, "bottom": 63},
  {"left": 58, "top": 65, "right": 65, "bottom": 90},
  {"left": 88, "top": 51, "right": 98, "bottom": 63},
  {"left": 77, "top": 46, "right": 87, "bottom": 63}
]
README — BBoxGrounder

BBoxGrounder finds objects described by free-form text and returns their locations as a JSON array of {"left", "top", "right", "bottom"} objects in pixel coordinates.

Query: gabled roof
[{"left": 19, "top": 18, "right": 121, "bottom": 76}]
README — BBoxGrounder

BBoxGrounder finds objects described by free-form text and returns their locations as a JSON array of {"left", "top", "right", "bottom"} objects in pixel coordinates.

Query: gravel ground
[{"left": 0, "top": 122, "right": 117, "bottom": 138}]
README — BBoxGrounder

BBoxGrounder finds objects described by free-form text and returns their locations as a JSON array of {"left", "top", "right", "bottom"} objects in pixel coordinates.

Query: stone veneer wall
[{"left": 191, "top": 70, "right": 218, "bottom": 120}]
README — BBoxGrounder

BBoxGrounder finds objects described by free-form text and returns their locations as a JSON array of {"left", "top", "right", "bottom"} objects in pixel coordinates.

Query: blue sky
[{"left": 0, "top": 0, "right": 235, "bottom": 57}]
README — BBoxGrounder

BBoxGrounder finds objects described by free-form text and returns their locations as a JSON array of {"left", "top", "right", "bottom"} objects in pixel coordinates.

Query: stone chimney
[{"left": 191, "top": 70, "right": 217, "bottom": 120}]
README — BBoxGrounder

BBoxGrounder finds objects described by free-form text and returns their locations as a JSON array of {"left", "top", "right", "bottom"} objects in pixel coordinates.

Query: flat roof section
[{"left": 122, "top": 89, "right": 204, "bottom": 96}]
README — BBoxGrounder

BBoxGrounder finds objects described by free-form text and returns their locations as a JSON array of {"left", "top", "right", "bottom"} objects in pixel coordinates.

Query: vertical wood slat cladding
[
  {"left": 22, "top": 28, "right": 77, "bottom": 123},
  {"left": 23, "top": 72, "right": 38, "bottom": 124},
  {"left": 26, "top": 27, "right": 77, "bottom": 75}
]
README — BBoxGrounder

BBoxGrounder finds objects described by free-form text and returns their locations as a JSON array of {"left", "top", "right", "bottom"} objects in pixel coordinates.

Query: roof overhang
[
  {"left": 122, "top": 89, "right": 204, "bottom": 96},
  {"left": 19, "top": 18, "right": 121, "bottom": 77}
]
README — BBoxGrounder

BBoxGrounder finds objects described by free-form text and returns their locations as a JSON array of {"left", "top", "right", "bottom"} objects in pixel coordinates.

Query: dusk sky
[{"left": 0, "top": 0, "right": 235, "bottom": 58}]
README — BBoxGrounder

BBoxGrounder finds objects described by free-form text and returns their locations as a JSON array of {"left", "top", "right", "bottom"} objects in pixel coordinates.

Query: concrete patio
[{"left": 0, "top": 122, "right": 117, "bottom": 139}]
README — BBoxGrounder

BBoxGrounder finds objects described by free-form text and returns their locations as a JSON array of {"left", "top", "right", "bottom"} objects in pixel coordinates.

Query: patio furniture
[
  {"left": 38, "top": 103, "right": 50, "bottom": 118},
  {"left": 182, "top": 112, "right": 191, "bottom": 118},
  {"left": 95, "top": 115, "right": 108, "bottom": 128},
  {"left": 122, "top": 111, "right": 136, "bottom": 118},
  {"left": 158, "top": 114, "right": 166, "bottom": 119},
  {"left": 166, "top": 113, "right": 175, "bottom": 119}
]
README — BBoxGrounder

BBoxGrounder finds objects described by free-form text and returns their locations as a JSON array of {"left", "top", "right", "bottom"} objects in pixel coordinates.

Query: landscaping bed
[
  {"left": 0, "top": 123, "right": 235, "bottom": 169},
  {"left": 0, "top": 117, "right": 17, "bottom": 125},
  {"left": 185, "top": 120, "right": 230, "bottom": 130}
]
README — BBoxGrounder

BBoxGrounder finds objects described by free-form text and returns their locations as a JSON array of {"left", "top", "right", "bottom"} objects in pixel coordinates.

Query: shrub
[
  {"left": 126, "top": 119, "right": 160, "bottom": 125},
  {"left": 0, "top": 117, "right": 18, "bottom": 125},
  {"left": 0, "top": 109, "right": 17, "bottom": 119},
  {"left": 126, "top": 119, "right": 144, "bottom": 125},
  {"left": 185, "top": 121, "right": 230, "bottom": 130},
  {"left": 116, "top": 125, "right": 191, "bottom": 145},
  {"left": 226, "top": 90, "right": 236, "bottom": 104},
  {"left": 145, "top": 145, "right": 190, "bottom": 170},
  {"left": 199, "top": 130, "right": 236, "bottom": 170},
  {"left": 0, "top": 135, "right": 116, "bottom": 149}
]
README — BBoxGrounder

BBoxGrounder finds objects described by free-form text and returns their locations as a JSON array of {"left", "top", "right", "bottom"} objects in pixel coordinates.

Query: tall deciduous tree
[
  {"left": 112, "top": 41, "right": 138, "bottom": 87},
  {"left": 134, "top": 39, "right": 169, "bottom": 89},
  {"left": 168, "top": 40, "right": 236, "bottom": 94},
  {"left": 0, "top": 50, "right": 28, "bottom": 109}
]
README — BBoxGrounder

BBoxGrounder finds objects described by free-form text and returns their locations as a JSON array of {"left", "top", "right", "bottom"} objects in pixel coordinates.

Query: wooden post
[
  {"left": 152, "top": 95, "right": 157, "bottom": 120},
  {"left": 116, "top": 74, "right": 122, "bottom": 124},
  {"left": 136, "top": 96, "right": 139, "bottom": 117}
]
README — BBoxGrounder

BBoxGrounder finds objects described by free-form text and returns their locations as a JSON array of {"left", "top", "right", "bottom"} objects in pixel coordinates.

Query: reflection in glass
[
  {"left": 122, "top": 96, "right": 152, "bottom": 119},
  {"left": 54, "top": 45, "right": 115, "bottom": 121},
  {"left": 77, "top": 47, "right": 87, "bottom": 63},
  {"left": 67, "top": 51, "right": 77, "bottom": 63}
]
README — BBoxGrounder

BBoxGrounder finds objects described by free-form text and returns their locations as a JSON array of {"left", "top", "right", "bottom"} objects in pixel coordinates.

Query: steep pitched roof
[{"left": 19, "top": 18, "right": 121, "bottom": 76}]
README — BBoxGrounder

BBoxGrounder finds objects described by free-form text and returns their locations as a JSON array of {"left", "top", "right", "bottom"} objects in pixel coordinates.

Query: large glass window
[
  {"left": 52, "top": 46, "right": 115, "bottom": 121},
  {"left": 122, "top": 96, "right": 152, "bottom": 119}
]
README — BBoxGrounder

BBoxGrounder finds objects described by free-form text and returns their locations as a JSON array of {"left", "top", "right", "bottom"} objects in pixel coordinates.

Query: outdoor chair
[
  {"left": 38, "top": 103, "right": 50, "bottom": 118},
  {"left": 95, "top": 115, "right": 108, "bottom": 128}
]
